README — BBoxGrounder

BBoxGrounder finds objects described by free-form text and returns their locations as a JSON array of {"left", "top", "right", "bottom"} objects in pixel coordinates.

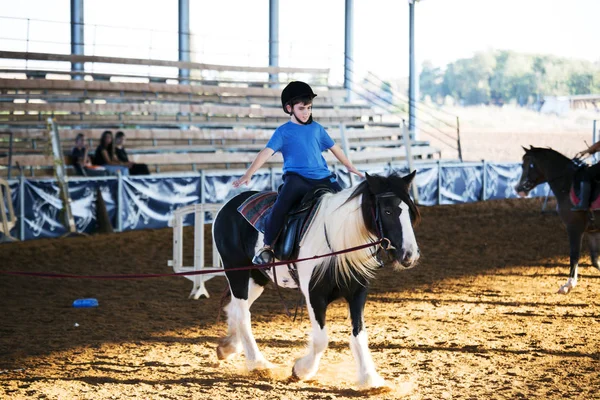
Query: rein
[
  {"left": 545, "top": 159, "right": 584, "bottom": 191},
  {"left": 0, "top": 240, "right": 384, "bottom": 280}
]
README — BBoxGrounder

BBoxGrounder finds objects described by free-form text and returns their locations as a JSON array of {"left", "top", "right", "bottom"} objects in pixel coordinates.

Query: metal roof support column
[
  {"left": 179, "top": 0, "right": 191, "bottom": 84},
  {"left": 70, "top": 0, "right": 84, "bottom": 80},
  {"left": 344, "top": 0, "right": 354, "bottom": 101},
  {"left": 269, "top": 0, "right": 279, "bottom": 86},
  {"left": 408, "top": 0, "right": 418, "bottom": 140}
]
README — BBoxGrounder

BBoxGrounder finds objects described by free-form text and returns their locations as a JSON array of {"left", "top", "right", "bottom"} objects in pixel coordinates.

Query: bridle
[
  {"left": 321, "top": 190, "right": 400, "bottom": 268},
  {"left": 520, "top": 156, "right": 581, "bottom": 193},
  {"left": 371, "top": 191, "right": 400, "bottom": 267}
]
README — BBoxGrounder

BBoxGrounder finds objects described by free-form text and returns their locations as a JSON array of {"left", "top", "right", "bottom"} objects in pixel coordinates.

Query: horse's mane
[
  {"left": 348, "top": 173, "right": 421, "bottom": 226},
  {"left": 302, "top": 173, "right": 419, "bottom": 287},
  {"left": 525, "top": 146, "right": 572, "bottom": 164}
]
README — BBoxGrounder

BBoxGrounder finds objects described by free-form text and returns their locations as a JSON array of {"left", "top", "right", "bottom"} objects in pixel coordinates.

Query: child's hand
[
  {"left": 232, "top": 174, "right": 251, "bottom": 188},
  {"left": 347, "top": 166, "right": 365, "bottom": 179}
]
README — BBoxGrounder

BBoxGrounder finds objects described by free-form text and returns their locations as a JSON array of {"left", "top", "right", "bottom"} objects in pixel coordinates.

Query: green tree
[
  {"left": 418, "top": 51, "right": 600, "bottom": 106},
  {"left": 442, "top": 51, "right": 495, "bottom": 105},
  {"left": 419, "top": 60, "right": 442, "bottom": 102}
]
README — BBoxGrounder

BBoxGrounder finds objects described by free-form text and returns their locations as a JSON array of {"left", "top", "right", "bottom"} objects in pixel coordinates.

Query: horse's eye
[
  {"left": 529, "top": 163, "right": 534, "bottom": 169},
  {"left": 385, "top": 210, "right": 392, "bottom": 215}
]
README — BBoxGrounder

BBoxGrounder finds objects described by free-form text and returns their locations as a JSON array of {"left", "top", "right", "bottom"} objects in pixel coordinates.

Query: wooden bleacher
[{"left": 0, "top": 51, "right": 440, "bottom": 175}]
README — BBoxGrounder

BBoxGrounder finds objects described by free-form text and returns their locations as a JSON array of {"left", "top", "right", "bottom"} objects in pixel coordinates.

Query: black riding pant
[
  {"left": 263, "top": 173, "right": 342, "bottom": 245},
  {"left": 583, "top": 163, "right": 600, "bottom": 182}
]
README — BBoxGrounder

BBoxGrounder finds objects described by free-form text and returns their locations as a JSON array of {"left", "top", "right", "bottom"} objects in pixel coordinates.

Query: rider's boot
[
  {"left": 252, "top": 245, "right": 275, "bottom": 278},
  {"left": 572, "top": 181, "right": 592, "bottom": 211}
]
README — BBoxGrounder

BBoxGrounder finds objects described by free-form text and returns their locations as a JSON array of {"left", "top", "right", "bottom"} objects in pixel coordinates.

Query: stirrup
[
  {"left": 572, "top": 204, "right": 589, "bottom": 212},
  {"left": 252, "top": 246, "right": 274, "bottom": 265}
]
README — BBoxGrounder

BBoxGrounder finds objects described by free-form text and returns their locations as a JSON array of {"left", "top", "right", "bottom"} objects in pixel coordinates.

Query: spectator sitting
[
  {"left": 115, "top": 131, "right": 151, "bottom": 175},
  {"left": 71, "top": 133, "right": 108, "bottom": 176},
  {"left": 92, "top": 130, "right": 130, "bottom": 176}
]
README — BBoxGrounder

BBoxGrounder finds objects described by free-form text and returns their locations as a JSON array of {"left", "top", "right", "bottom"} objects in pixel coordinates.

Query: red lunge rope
[{"left": 0, "top": 240, "right": 383, "bottom": 280}]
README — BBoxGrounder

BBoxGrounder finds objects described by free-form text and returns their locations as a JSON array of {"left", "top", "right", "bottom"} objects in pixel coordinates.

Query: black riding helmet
[{"left": 281, "top": 81, "right": 317, "bottom": 114}]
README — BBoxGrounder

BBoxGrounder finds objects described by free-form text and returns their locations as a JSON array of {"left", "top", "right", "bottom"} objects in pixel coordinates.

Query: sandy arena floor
[{"left": 1, "top": 198, "right": 600, "bottom": 399}]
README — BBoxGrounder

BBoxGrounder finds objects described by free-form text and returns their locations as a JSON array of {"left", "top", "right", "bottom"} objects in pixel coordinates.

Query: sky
[{"left": 0, "top": 0, "right": 597, "bottom": 83}]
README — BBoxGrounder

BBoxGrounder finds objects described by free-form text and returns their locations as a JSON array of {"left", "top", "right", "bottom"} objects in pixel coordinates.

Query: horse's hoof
[
  {"left": 247, "top": 359, "right": 274, "bottom": 372},
  {"left": 557, "top": 286, "right": 571, "bottom": 295},
  {"left": 359, "top": 374, "right": 387, "bottom": 390},
  {"left": 291, "top": 362, "right": 314, "bottom": 381},
  {"left": 291, "top": 366, "right": 301, "bottom": 381},
  {"left": 216, "top": 338, "right": 240, "bottom": 360},
  {"left": 216, "top": 345, "right": 228, "bottom": 360}
]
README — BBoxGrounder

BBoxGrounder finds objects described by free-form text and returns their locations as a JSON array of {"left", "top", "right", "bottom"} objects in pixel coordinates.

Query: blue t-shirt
[{"left": 266, "top": 121, "right": 335, "bottom": 179}]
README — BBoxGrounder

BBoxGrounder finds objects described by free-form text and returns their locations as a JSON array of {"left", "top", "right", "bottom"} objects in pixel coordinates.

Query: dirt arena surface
[{"left": 1, "top": 197, "right": 600, "bottom": 399}]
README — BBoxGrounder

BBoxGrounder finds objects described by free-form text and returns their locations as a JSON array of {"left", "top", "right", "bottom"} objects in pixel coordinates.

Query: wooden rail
[
  {"left": 0, "top": 51, "right": 329, "bottom": 76},
  {"left": 0, "top": 146, "right": 440, "bottom": 168},
  {"left": 0, "top": 78, "right": 347, "bottom": 101}
]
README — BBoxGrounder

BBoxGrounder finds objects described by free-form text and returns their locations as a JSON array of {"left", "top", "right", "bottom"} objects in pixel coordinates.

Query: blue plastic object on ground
[{"left": 72, "top": 298, "right": 99, "bottom": 308}]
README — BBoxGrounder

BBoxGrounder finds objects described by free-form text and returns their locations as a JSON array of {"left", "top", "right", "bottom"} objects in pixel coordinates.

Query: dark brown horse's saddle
[
  {"left": 571, "top": 167, "right": 600, "bottom": 210},
  {"left": 570, "top": 187, "right": 600, "bottom": 210}
]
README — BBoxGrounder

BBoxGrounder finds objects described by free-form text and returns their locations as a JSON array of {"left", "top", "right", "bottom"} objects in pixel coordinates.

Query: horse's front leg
[
  {"left": 348, "top": 286, "right": 386, "bottom": 389},
  {"left": 292, "top": 292, "right": 328, "bottom": 381},
  {"left": 558, "top": 229, "right": 583, "bottom": 294}
]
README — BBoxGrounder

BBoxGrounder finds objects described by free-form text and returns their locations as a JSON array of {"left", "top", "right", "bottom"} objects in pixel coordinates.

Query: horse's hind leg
[
  {"left": 218, "top": 273, "right": 271, "bottom": 370},
  {"left": 217, "top": 296, "right": 244, "bottom": 361},
  {"left": 588, "top": 232, "right": 600, "bottom": 271}
]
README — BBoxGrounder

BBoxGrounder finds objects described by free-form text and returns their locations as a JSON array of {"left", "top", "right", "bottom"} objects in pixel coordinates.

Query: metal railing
[
  {"left": 0, "top": 15, "right": 340, "bottom": 83},
  {"left": 343, "top": 66, "right": 463, "bottom": 161}
]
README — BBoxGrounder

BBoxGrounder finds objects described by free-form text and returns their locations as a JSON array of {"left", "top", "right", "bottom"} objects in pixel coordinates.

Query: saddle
[
  {"left": 237, "top": 185, "right": 334, "bottom": 261},
  {"left": 570, "top": 187, "right": 600, "bottom": 210},
  {"left": 571, "top": 167, "right": 600, "bottom": 210}
]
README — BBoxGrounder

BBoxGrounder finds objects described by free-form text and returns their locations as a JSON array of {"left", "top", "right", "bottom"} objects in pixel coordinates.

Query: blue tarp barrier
[
  {"left": 484, "top": 162, "right": 548, "bottom": 200},
  {"left": 203, "top": 171, "right": 275, "bottom": 203},
  {"left": 3, "top": 162, "right": 553, "bottom": 241},
  {"left": 19, "top": 178, "right": 118, "bottom": 240},
  {"left": 439, "top": 163, "right": 484, "bottom": 205},
  {"left": 122, "top": 176, "right": 200, "bottom": 231}
]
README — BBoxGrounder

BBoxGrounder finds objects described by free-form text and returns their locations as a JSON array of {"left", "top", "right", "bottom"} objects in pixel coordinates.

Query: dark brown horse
[{"left": 515, "top": 146, "right": 600, "bottom": 294}]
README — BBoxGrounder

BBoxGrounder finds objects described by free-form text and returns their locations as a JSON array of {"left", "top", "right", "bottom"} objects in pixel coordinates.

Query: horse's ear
[
  {"left": 522, "top": 146, "right": 528, "bottom": 152},
  {"left": 365, "top": 173, "right": 381, "bottom": 192},
  {"left": 402, "top": 170, "right": 417, "bottom": 188}
]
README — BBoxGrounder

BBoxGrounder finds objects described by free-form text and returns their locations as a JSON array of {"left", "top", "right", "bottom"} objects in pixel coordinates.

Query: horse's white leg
[
  {"left": 350, "top": 331, "right": 385, "bottom": 388},
  {"left": 230, "top": 279, "right": 272, "bottom": 370},
  {"left": 293, "top": 285, "right": 329, "bottom": 381},
  {"left": 217, "top": 297, "right": 244, "bottom": 360},
  {"left": 348, "top": 287, "right": 386, "bottom": 389},
  {"left": 218, "top": 278, "right": 265, "bottom": 364}
]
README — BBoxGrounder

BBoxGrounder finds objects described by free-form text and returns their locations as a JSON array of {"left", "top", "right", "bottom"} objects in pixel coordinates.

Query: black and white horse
[{"left": 212, "top": 172, "right": 420, "bottom": 388}]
